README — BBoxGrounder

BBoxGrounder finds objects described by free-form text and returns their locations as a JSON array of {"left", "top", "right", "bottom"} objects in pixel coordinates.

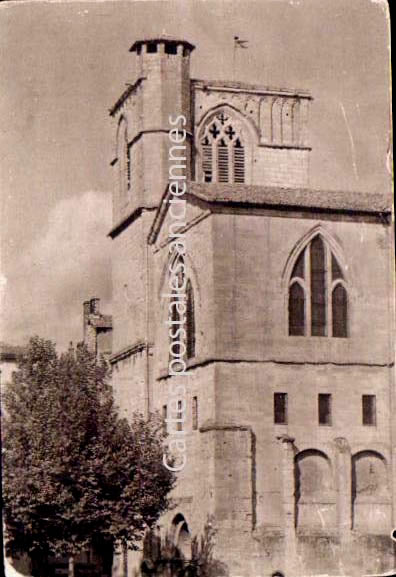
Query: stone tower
[
  {"left": 109, "top": 37, "right": 395, "bottom": 576},
  {"left": 109, "top": 37, "right": 194, "bottom": 419}
]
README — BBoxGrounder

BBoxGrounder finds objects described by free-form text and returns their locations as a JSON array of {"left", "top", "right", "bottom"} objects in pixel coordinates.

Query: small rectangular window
[
  {"left": 147, "top": 42, "right": 157, "bottom": 53},
  {"left": 274, "top": 393, "right": 288, "bottom": 424},
  {"left": 192, "top": 396, "right": 198, "bottom": 430},
  {"left": 177, "top": 400, "right": 183, "bottom": 432},
  {"left": 362, "top": 395, "right": 376, "bottom": 426},
  {"left": 162, "top": 405, "right": 167, "bottom": 434},
  {"left": 318, "top": 394, "right": 332, "bottom": 425},
  {"left": 165, "top": 43, "right": 177, "bottom": 55}
]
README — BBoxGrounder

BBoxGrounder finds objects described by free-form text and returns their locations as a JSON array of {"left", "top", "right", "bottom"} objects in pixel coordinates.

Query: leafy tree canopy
[{"left": 2, "top": 336, "right": 175, "bottom": 566}]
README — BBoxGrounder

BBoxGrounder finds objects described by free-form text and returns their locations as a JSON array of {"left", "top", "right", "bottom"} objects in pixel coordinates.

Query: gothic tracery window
[
  {"left": 200, "top": 111, "right": 245, "bottom": 184},
  {"left": 288, "top": 235, "right": 348, "bottom": 337}
]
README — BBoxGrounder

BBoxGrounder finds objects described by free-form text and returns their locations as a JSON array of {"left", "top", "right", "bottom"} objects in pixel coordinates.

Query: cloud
[{"left": 1, "top": 191, "right": 112, "bottom": 350}]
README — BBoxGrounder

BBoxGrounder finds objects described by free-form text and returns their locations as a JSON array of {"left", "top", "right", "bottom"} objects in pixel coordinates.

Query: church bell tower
[{"left": 108, "top": 37, "right": 194, "bottom": 418}]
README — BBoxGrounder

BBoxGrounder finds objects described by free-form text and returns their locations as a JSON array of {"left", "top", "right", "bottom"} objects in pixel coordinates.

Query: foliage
[{"left": 2, "top": 336, "right": 175, "bottom": 571}]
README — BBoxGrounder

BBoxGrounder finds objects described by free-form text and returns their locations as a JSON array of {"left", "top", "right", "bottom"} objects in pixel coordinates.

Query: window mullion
[{"left": 305, "top": 247, "right": 311, "bottom": 336}]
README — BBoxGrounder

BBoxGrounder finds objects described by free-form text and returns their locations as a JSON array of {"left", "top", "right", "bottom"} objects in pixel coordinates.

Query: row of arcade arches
[
  {"left": 170, "top": 449, "right": 390, "bottom": 561},
  {"left": 294, "top": 449, "right": 390, "bottom": 531}
]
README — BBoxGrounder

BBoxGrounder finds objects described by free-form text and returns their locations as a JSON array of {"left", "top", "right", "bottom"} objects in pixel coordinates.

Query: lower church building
[{"left": 107, "top": 36, "right": 395, "bottom": 576}]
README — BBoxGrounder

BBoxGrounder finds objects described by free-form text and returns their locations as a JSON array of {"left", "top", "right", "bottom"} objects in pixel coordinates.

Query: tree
[{"left": 2, "top": 336, "right": 175, "bottom": 577}]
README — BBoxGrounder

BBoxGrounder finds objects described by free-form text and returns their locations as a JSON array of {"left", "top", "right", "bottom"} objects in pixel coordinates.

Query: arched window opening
[
  {"left": 352, "top": 451, "right": 390, "bottom": 533},
  {"left": 294, "top": 450, "right": 336, "bottom": 529},
  {"left": 126, "top": 143, "right": 132, "bottom": 192},
  {"left": 199, "top": 111, "right": 246, "bottom": 184},
  {"left": 288, "top": 235, "right": 348, "bottom": 338},
  {"left": 186, "top": 280, "right": 195, "bottom": 359},
  {"left": 170, "top": 295, "right": 181, "bottom": 359},
  {"left": 310, "top": 236, "right": 326, "bottom": 336},
  {"left": 168, "top": 257, "right": 196, "bottom": 363},
  {"left": 169, "top": 257, "right": 185, "bottom": 362},
  {"left": 332, "top": 283, "right": 348, "bottom": 338},
  {"left": 233, "top": 138, "right": 245, "bottom": 183},
  {"left": 217, "top": 138, "right": 229, "bottom": 182},
  {"left": 118, "top": 118, "right": 129, "bottom": 206},
  {"left": 289, "top": 283, "right": 305, "bottom": 336}
]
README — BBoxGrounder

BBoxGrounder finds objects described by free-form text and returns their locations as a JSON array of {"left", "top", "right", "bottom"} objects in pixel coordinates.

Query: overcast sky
[{"left": 0, "top": 0, "right": 391, "bottom": 350}]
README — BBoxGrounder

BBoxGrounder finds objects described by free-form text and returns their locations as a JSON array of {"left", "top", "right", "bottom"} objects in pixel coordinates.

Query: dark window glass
[
  {"left": 186, "top": 280, "right": 195, "bottom": 359},
  {"left": 165, "top": 43, "right": 177, "bottom": 55},
  {"left": 332, "top": 284, "right": 347, "bottom": 338},
  {"left": 289, "top": 282, "right": 305, "bottom": 336},
  {"left": 127, "top": 143, "right": 132, "bottom": 191},
  {"left": 177, "top": 400, "right": 183, "bottom": 431},
  {"left": 310, "top": 236, "right": 326, "bottom": 336},
  {"left": 201, "top": 113, "right": 244, "bottom": 184},
  {"left": 169, "top": 257, "right": 184, "bottom": 361},
  {"left": 233, "top": 139, "right": 245, "bottom": 183},
  {"left": 217, "top": 139, "right": 229, "bottom": 183},
  {"left": 318, "top": 394, "right": 332, "bottom": 425},
  {"left": 170, "top": 298, "right": 181, "bottom": 358},
  {"left": 162, "top": 405, "right": 167, "bottom": 434},
  {"left": 202, "top": 142, "right": 213, "bottom": 182},
  {"left": 274, "top": 393, "right": 288, "bottom": 424},
  {"left": 362, "top": 395, "right": 376, "bottom": 426},
  {"left": 147, "top": 42, "right": 157, "bottom": 53},
  {"left": 192, "top": 396, "right": 198, "bottom": 430}
]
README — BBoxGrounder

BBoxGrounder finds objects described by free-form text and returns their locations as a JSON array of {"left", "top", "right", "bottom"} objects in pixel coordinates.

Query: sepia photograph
[{"left": 0, "top": 1, "right": 394, "bottom": 576}]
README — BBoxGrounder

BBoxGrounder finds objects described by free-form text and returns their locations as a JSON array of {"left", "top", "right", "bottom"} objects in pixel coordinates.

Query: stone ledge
[{"left": 109, "top": 341, "right": 153, "bottom": 364}]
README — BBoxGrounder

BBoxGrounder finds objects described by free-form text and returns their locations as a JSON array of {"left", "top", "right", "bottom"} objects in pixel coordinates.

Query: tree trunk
[
  {"left": 68, "top": 555, "right": 75, "bottom": 577},
  {"left": 122, "top": 544, "right": 128, "bottom": 577}
]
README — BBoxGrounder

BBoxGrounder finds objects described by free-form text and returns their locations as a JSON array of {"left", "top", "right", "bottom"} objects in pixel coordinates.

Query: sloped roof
[
  {"left": 188, "top": 183, "right": 392, "bottom": 214},
  {"left": 192, "top": 78, "right": 312, "bottom": 99},
  {"left": 148, "top": 182, "right": 391, "bottom": 246},
  {"left": 0, "top": 342, "right": 24, "bottom": 361}
]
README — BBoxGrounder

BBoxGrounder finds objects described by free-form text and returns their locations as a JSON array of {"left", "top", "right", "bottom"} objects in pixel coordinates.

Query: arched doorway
[{"left": 171, "top": 514, "right": 191, "bottom": 559}]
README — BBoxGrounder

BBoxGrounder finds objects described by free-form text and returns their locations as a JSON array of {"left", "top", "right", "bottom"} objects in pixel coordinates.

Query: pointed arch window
[
  {"left": 288, "top": 235, "right": 348, "bottom": 337},
  {"left": 168, "top": 257, "right": 196, "bottom": 362},
  {"left": 117, "top": 116, "right": 132, "bottom": 205},
  {"left": 186, "top": 279, "right": 196, "bottom": 359},
  {"left": 200, "top": 111, "right": 245, "bottom": 184}
]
